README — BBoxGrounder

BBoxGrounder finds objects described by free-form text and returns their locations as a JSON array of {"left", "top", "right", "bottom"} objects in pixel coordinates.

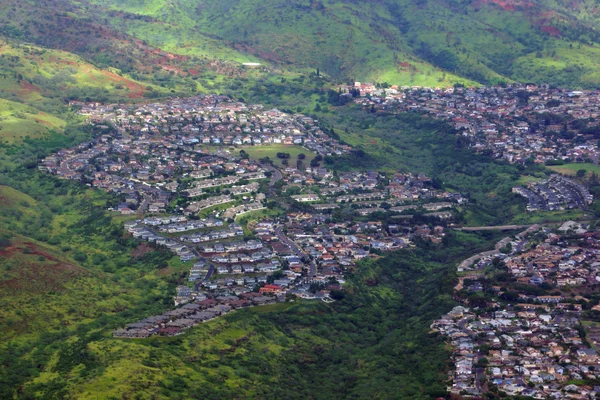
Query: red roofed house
[{"left": 259, "top": 284, "right": 282, "bottom": 294}]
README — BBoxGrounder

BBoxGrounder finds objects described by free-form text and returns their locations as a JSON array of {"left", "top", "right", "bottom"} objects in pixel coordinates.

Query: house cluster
[
  {"left": 184, "top": 171, "right": 265, "bottom": 195},
  {"left": 503, "top": 224, "right": 600, "bottom": 288},
  {"left": 433, "top": 304, "right": 600, "bottom": 398},
  {"left": 124, "top": 221, "right": 197, "bottom": 262},
  {"left": 76, "top": 95, "right": 351, "bottom": 156},
  {"left": 285, "top": 169, "right": 463, "bottom": 218},
  {"left": 180, "top": 225, "right": 243, "bottom": 243},
  {"left": 349, "top": 83, "right": 600, "bottom": 165},
  {"left": 434, "top": 224, "right": 600, "bottom": 398},
  {"left": 279, "top": 212, "right": 449, "bottom": 278},
  {"left": 45, "top": 96, "right": 476, "bottom": 341},
  {"left": 513, "top": 174, "right": 593, "bottom": 211},
  {"left": 152, "top": 216, "right": 224, "bottom": 233},
  {"left": 113, "top": 291, "right": 277, "bottom": 338}
]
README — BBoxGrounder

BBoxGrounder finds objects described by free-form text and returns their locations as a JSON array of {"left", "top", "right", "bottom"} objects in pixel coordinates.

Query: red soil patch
[
  {"left": 131, "top": 242, "right": 154, "bottom": 259},
  {"left": 0, "top": 243, "right": 86, "bottom": 296},
  {"left": 18, "top": 81, "right": 41, "bottom": 95},
  {"left": 103, "top": 70, "right": 146, "bottom": 99},
  {"left": 541, "top": 25, "right": 562, "bottom": 37},
  {"left": 162, "top": 65, "right": 186, "bottom": 75},
  {"left": 156, "top": 267, "right": 174, "bottom": 276},
  {"left": 475, "top": 0, "right": 534, "bottom": 11}
]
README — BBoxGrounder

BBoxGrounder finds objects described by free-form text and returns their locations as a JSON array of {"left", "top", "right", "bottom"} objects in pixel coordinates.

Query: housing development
[
  {"left": 350, "top": 83, "right": 600, "bottom": 165},
  {"left": 41, "top": 96, "right": 464, "bottom": 338},
  {"left": 38, "top": 93, "right": 600, "bottom": 395},
  {"left": 434, "top": 222, "right": 600, "bottom": 399},
  {"left": 513, "top": 175, "right": 593, "bottom": 212}
]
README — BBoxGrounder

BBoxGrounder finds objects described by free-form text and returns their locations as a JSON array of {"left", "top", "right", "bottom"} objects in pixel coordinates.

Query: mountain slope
[{"left": 78, "top": 0, "right": 600, "bottom": 87}]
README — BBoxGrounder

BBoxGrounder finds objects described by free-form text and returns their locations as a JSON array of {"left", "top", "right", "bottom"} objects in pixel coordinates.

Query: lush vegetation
[
  {"left": 318, "top": 106, "right": 584, "bottom": 225},
  {"left": 3, "top": 0, "right": 600, "bottom": 87},
  {"left": 74, "top": 0, "right": 600, "bottom": 88},
  {"left": 2, "top": 1, "right": 600, "bottom": 397},
  {"left": 0, "top": 175, "right": 503, "bottom": 398},
  {"left": 0, "top": 167, "right": 191, "bottom": 398}
]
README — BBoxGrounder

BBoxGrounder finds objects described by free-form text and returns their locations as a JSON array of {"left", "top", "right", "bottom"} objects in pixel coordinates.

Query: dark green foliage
[
  {"left": 123, "top": 231, "right": 498, "bottom": 400},
  {"left": 325, "top": 108, "right": 545, "bottom": 225}
]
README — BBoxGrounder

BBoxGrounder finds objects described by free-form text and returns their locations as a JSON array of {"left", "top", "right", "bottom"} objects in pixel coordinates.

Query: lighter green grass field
[
  {"left": 547, "top": 163, "right": 600, "bottom": 176},
  {"left": 0, "top": 99, "right": 65, "bottom": 143},
  {"left": 241, "top": 144, "right": 316, "bottom": 169},
  {"left": 0, "top": 41, "right": 163, "bottom": 107}
]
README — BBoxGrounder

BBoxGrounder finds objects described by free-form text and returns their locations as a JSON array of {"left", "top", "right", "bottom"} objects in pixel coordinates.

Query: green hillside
[
  {"left": 3, "top": 0, "right": 600, "bottom": 87},
  {"left": 2, "top": 0, "right": 600, "bottom": 398},
  {"left": 71, "top": 0, "right": 600, "bottom": 87},
  {"left": 0, "top": 168, "right": 497, "bottom": 399}
]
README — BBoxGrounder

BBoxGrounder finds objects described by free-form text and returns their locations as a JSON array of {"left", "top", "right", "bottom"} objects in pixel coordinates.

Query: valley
[{"left": 3, "top": 0, "right": 600, "bottom": 398}]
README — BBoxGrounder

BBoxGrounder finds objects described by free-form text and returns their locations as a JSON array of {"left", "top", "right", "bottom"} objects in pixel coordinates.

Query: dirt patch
[
  {"left": 156, "top": 267, "right": 174, "bottom": 276},
  {"left": 102, "top": 70, "right": 146, "bottom": 98},
  {"left": 541, "top": 25, "right": 562, "bottom": 37},
  {"left": 18, "top": 80, "right": 42, "bottom": 95},
  {"left": 0, "top": 243, "right": 86, "bottom": 296},
  {"left": 131, "top": 242, "right": 154, "bottom": 259}
]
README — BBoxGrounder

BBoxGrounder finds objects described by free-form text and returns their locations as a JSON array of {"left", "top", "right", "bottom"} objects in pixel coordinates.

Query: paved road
[
  {"left": 265, "top": 164, "right": 283, "bottom": 197},
  {"left": 138, "top": 193, "right": 152, "bottom": 216},
  {"left": 146, "top": 225, "right": 215, "bottom": 283},
  {"left": 454, "top": 219, "right": 595, "bottom": 232},
  {"left": 269, "top": 167, "right": 282, "bottom": 187},
  {"left": 275, "top": 226, "right": 316, "bottom": 277},
  {"left": 453, "top": 224, "right": 534, "bottom": 232},
  {"left": 188, "top": 245, "right": 215, "bottom": 282}
]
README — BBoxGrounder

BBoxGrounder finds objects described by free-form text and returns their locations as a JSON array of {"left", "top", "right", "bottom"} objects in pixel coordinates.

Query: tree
[{"left": 576, "top": 169, "right": 587, "bottom": 178}]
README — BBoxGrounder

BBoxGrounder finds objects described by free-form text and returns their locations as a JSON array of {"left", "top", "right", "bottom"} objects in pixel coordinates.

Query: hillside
[
  {"left": 1, "top": 0, "right": 600, "bottom": 398},
  {"left": 2, "top": 0, "right": 600, "bottom": 87},
  {"left": 73, "top": 0, "right": 600, "bottom": 87}
]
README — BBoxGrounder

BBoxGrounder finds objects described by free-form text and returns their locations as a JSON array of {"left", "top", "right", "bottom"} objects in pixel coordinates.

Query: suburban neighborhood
[
  {"left": 41, "top": 96, "right": 467, "bottom": 337},
  {"left": 434, "top": 223, "right": 600, "bottom": 398},
  {"left": 347, "top": 83, "right": 600, "bottom": 166}
]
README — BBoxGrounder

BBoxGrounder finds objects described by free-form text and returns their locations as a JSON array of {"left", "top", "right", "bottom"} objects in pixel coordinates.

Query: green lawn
[
  {"left": 547, "top": 163, "right": 600, "bottom": 177},
  {"left": 241, "top": 144, "right": 316, "bottom": 169}
]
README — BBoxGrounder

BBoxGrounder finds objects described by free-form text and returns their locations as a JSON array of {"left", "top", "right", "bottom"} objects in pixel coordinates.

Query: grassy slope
[
  {"left": 0, "top": 182, "right": 180, "bottom": 341},
  {"left": 88, "top": 0, "right": 474, "bottom": 87},
  {"left": 0, "top": 99, "right": 66, "bottom": 144},
  {"left": 3, "top": 0, "right": 600, "bottom": 87},
  {"left": 547, "top": 162, "right": 600, "bottom": 176},
  {"left": 0, "top": 40, "right": 158, "bottom": 104},
  {"left": 0, "top": 171, "right": 196, "bottom": 398},
  {"left": 78, "top": 0, "right": 600, "bottom": 87}
]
